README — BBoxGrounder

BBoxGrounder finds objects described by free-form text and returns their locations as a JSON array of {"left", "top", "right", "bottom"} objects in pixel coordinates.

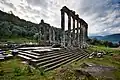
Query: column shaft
[
  {"left": 73, "top": 18, "right": 75, "bottom": 46},
  {"left": 80, "top": 23, "right": 83, "bottom": 48},
  {"left": 44, "top": 26, "right": 46, "bottom": 41},
  {"left": 77, "top": 20, "right": 79, "bottom": 46},
  {"left": 61, "top": 10, "right": 65, "bottom": 46},
  {"left": 49, "top": 28, "right": 52, "bottom": 43},
  {"left": 68, "top": 14, "right": 71, "bottom": 47},
  {"left": 53, "top": 29, "right": 55, "bottom": 43}
]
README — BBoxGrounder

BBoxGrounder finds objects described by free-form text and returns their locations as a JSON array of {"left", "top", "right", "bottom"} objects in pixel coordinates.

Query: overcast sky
[{"left": 0, "top": 0, "right": 120, "bottom": 36}]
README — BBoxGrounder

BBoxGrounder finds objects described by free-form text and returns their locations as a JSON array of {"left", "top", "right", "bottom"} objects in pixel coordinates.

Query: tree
[
  {"left": 119, "top": 41, "right": 120, "bottom": 46},
  {"left": 0, "top": 21, "right": 12, "bottom": 37},
  {"left": 107, "top": 42, "right": 113, "bottom": 47},
  {"left": 103, "top": 41, "right": 109, "bottom": 47}
]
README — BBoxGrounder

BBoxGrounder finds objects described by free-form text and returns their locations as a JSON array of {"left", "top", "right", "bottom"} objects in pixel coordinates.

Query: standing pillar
[
  {"left": 73, "top": 18, "right": 75, "bottom": 46},
  {"left": 49, "top": 27, "right": 52, "bottom": 44},
  {"left": 68, "top": 14, "right": 71, "bottom": 47},
  {"left": 38, "top": 26, "right": 41, "bottom": 45},
  {"left": 78, "top": 22, "right": 81, "bottom": 47},
  {"left": 52, "top": 28, "right": 55, "bottom": 43},
  {"left": 80, "top": 21, "right": 82, "bottom": 48},
  {"left": 76, "top": 20, "right": 79, "bottom": 46},
  {"left": 80, "top": 22, "right": 83, "bottom": 48},
  {"left": 85, "top": 26, "right": 88, "bottom": 41},
  {"left": 44, "top": 26, "right": 47, "bottom": 42},
  {"left": 83, "top": 26, "right": 85, "bottom": 48},
  {"left": 61, "top": 9, "right": 65, "bottom": 47}
]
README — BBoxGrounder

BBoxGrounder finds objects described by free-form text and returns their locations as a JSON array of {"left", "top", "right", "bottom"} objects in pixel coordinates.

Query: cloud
[
  {"left": 26, "top": 0, "right": 48, "bottom": 8},
  {"left": 75, "top": 0, "right": 120, "bottom": 36},
  {"left": 0, "top": 0, "right": 120, "bottom": 36},
  {"left": 0, "top": 0, "right": 16, "bottom": 11}
]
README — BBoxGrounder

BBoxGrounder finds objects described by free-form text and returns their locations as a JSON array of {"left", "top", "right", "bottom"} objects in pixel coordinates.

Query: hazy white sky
[{"left": 0, "top": 0, "right": 120, "bottom": 36}]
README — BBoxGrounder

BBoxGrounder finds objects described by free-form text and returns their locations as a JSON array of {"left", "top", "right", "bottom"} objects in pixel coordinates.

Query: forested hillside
[
  {"left": 0, "top": 10, "right": 60, "bottom": 43},
  {"left": 90, "top": 34, "right": 120, "bottom": 43}
]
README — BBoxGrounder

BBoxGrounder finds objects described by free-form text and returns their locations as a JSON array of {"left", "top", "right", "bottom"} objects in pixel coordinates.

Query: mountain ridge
[{"left": 89, "top": 33, "right": 120, "bottom": 43}]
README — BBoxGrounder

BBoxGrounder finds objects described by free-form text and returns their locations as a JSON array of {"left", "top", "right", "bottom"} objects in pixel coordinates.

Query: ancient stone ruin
[
  {"left": 38, "top": 6, "right": 88, "bottom": 48},
  {"left": 61, "top": 6, "right": 88, "bottom": 48},
  {"left": 16, "top": 6, "right": 89, "bottom": 71}
]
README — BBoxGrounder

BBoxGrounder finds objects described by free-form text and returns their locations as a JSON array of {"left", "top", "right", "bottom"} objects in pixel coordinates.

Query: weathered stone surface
[{"left": 61, "top": 6, "right": 88, "bottom": 48}]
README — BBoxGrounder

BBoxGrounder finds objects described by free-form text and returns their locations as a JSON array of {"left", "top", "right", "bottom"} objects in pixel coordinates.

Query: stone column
[
  {"left": 38, "top": 26, "right": 41, "bottom": 45},
  {"left": 85, "top": 26, "right": 88, "bottom": 41},
  {"left": 83, "top": 26, "right": 85, "bottom": 48},
  {"left": 52, "top": 28, "right": 55, "bottom": 43},
  {"left": 49, "top": 27, "right": 52, "bottom": 44},
  {"left": 44, "top": 26, "right": 47, "bottom": 42},
  {"left": 61, "top": 9, "right": 65, "bottom": 47},
  {"left": 72, "top": 18, "right": 75, "bottom": 46},
  {"left": 80, "top": 22, "right": 83, "bottom": 48},
  {"left": 78, "top": 22, "right": 81, "bottom": 47},
  {"left": 68, "top": 14, "right": 71, "bottom": 47},
  {"left": 79, "top": 21, "right": 82, "bottom": 48},
  {"left": 76, "top": 20, "right": 79, "bottom": 46}
]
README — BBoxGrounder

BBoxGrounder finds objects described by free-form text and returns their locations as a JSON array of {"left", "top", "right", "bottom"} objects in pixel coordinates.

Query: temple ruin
[
  {"left": 16, "top": 6, "right": 89, "bottom": 71},
  {"left": 38, "top": 6, "right": 88, "bottom": 48},
  {"left": 61, "top": 6, "right": 88, "bottom": 48}
]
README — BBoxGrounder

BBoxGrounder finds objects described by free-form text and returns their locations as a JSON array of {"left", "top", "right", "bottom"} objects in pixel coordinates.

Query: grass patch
[
  {"left": 71, "top": 46, "right": 120, "bottom": 79},
  {"left": 0, "top": 58, "right": 56, "bottom": 80},
  {"left": 0, "top": 37, "right": 37, "bottom": 44},
  {"left": 87, "top": 45, "right": 120, "bottom": 54},
  {"left": 0, "top": 46, "right": 120, "bottom": 80}
]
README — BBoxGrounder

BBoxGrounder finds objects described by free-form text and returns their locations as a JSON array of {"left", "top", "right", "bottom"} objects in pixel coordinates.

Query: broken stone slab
[
  {"left": 80, "top": 63, "right": 96, "bottom": 68},
  {"left": 0, "top": 50, "right": 4, "bottom": 54},
  {"left": 51, "top": 48, "right": 61, "bottom": 51},
  {"left": 0, "top": 54, "right": 5, "bottom": 60},
  {"left": 89, "top": 51, "right": 104, "bottom": 58},
  {"left": 11, "top": 49, "right": 18, "bottom": 56},
  {"left": 4, "top": 54, "right": 13, "bottom": 59},
  {"left": 5, "top": 54, "right": 13, "bottom": 57},
  {"left": 97, "top": 52, "right": 103, "bottom": 58}
]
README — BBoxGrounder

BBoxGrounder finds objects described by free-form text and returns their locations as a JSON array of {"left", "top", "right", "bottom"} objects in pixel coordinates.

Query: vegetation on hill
[
  {"left": 90, "top": 33, "right": 120, "bottom": 43},
  {"left": 87, "top": 38, "right": 120, "bottom": 48},
  {"left": 0, "top": 10, "right": 61, "bottom": 43}
]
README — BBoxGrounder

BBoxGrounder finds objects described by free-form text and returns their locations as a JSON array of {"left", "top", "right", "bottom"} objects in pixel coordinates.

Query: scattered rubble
[
  {"left": 0, "top": 49, "right": 17, "bottom": 61},
  {"left": 89, "top": 51, "right": 105, "bottom": 58}
]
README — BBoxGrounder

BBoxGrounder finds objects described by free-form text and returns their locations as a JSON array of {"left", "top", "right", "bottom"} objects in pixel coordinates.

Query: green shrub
[
  {"left": 38, "top": 67, "right": 45, "bottom": 76},
  {"left": 23, "top": 65, "right": 33, "bottom": 75},
  {"left": 0, "top": 70, "right": 4, "bottom": 76},
  {"left": 13, "top": 67, "right": 22, "bottom": 76}
]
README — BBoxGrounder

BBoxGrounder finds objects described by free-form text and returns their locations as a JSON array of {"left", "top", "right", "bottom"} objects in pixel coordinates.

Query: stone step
[
  {"left": 18, "top": 52, "right": 39, "bottom": 59},
  {"left": 39, "top": 52, "right": 82, "bottom": 69},
  {"left": 31, "top": 51, "right": 75, "bottom": 62},
  {"left": 24, "top": 51, "right": 41, "bottom": 56},
  {"left": 18, "top": 49, "right": 70, "bottom": 60},
  {"left": 36, "top": 51, "right": 79, "bottom": 66},
  {"left": 17, "top": 48, "right": 89, "bottom": 71},
  {"left": 19, "top": 50, "right": 64, "bottom": 57},
  {"left": 32, "top": 49, "right": 53, "bottom": 53},
  {"left": 32, "top": 49, "right": 67, "bottom": 56},
  {"left": 45, "top": 53, "right": 87, "bottom": 71},
  {"left": 18, "top": 54, "right": 32, "bottom": 60}
]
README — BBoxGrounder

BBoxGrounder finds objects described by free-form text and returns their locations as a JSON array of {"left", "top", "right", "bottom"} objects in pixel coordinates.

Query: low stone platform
[{"left": 17, "top": 47, "right": 89, "bottom": 71}]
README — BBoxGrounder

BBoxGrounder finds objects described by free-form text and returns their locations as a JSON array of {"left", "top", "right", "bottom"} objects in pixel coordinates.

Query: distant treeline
[{"left": 88, "top": 38, "right": 120, "bottom": 48}]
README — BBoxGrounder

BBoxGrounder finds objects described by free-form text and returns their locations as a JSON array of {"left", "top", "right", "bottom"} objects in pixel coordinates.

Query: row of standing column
[
  {"left": 61, "top": 10, "right": 87, "bottom": 48},
  {"left": 38, "top": 26, "right": 56, "bottom": 44}
]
